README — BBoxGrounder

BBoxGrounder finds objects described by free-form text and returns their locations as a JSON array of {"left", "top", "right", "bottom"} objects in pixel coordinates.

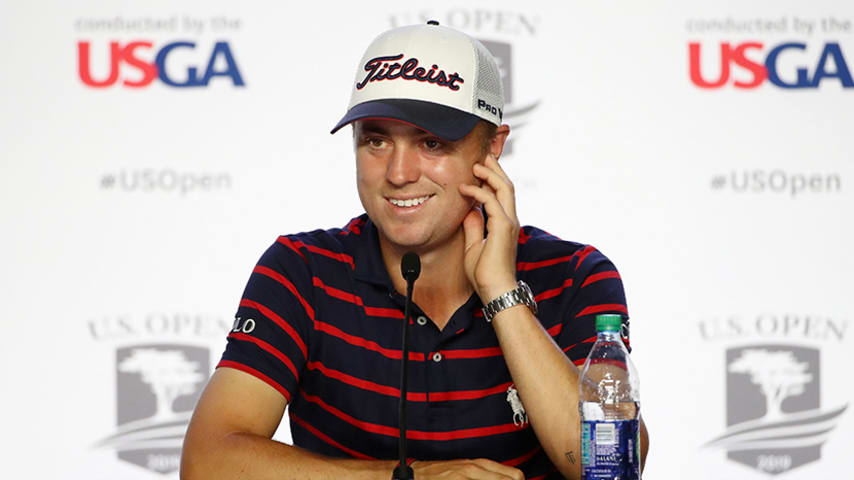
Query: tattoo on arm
[{"left": 565, "top": 451, "right": 576, "bottom": 465}]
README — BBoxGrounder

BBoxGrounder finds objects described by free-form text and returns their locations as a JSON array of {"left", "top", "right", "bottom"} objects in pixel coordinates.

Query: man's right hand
[{"left": 413, "top": 458, "right": 525, "bottom": 479}]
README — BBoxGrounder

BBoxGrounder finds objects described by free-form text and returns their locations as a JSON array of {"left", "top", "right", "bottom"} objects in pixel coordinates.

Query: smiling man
[{"left": 182, "top": 22, "right": 647, "bottom": 480}]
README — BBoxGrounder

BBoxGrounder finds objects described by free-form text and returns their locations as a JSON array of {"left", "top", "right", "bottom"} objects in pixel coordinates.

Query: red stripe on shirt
[
  {"left": 301, "top": 391, "right": 524, "bottom": 440},
  {"left": 313, "top": 276, "right": 360, "bottom": 303},
  {"left": 290, "top": 413, "right": 375, "bottom": 459},
  {"left": 276, "top": 236, "right": 307, "bottom": 262},
  {"left": 518, "top": 230, "right": 531, "bottom": 244},
  {"left": 278, "top": 237, "right": 355, "bottom": 269},
  {"left": 574, "top": 245, "right": 596, "bottom": 271},
  {"left": 307, "top": 361, "right": 509, "bottom": 402},
  {"left": 581, "top": 270, "right": 621, "bottom": 288},
  {"left": 338, "top": 217, "right": 365, "bottom": 236},
  {"left": 307, "top": 361, "right": 424, "bottom": 400},
  {"left": 217, "top": 360, "right": 291, "bottom": 403},
  {"left": 428, "top": 382, "right": 511, "bottom": 402},
  {"left": 516, "top": 245, "right": 596, "bottom": 272},
  {"left": 503, "top": 446, "right": 541, "bottom": 467},
  {"left": 438, "top": 346, "right": 503, "bottom": 359},
  {"left": 229, "top": 331, "right": 300, "bottom": 380},
  {"left": 240, "top": 298, "right": 308, "bottom": 359},
  {"left": 516, "top": 255, "right": 575, "bottom": 272},
  {"left": 535, "top": 278, "right": 573, "bottom": 302},
  {"left": 253, "top": 265, "right": 316, "bottom": 321},
  {"left": 575, "top": 303, "right": 628, "bottom": 318},
  {"left": 313, "top": 277, "right": 404, "bottom": 319},
  {"left": 304, "top": 243, "right": 355, "bottom": 269},
  {"left": 563, "top": 335, "right": 597, "bottom": 353},
  {"left": 546, "top": 323, "right": 563, "bottom": 336},
  {"left": 314, "top": 320, "right": 425, "bottom": 361},
  {"left": 364, "top": 306, "right": 405, "bottom": 318}
]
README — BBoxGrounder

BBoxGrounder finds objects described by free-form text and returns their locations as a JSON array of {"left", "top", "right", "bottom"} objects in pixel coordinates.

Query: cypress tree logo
[
  {"left": 704, "top": 345, "right": 847, "bottom": 474},
  {"left": 94, "top": 345, "right": 208, "bottom": 474}
]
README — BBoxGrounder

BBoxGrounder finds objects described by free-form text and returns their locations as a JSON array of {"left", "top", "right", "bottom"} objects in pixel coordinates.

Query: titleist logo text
[{"left": 356, "top": 54, "right": 464, "bottom": 91}]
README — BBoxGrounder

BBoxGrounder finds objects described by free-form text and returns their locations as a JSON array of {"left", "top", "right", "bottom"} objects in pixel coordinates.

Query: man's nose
[{"left": 385, "top": 144, "right": 420, "bottom": 186}]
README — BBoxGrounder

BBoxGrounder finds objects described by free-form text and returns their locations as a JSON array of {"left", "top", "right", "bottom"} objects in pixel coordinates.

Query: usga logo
[
  {"left": 689, "top": 42, "right": 853, "bottom": 88},
  {"left": 95, "top": 344, "right": 208, "bottom": 474},
  {"left": 77, "top": 40, "right": 244, "bottom": 88}
]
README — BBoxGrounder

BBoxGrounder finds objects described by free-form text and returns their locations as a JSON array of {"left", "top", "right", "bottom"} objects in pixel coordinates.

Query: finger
[
  {"left": 484, "top": 153, "right": 512, "bottom": 184},
  {"left": 473, "top": 162, "right": 512, "bottom": 192},
  {"left": 413, "top": 459, "right": 519, "bottom": 480},
  {"left": 459, "top": 183, "right": 509, "bottom": 227},
  {"left": 473, "top": 163, "right": 517, "bottom": 220},
  {"left": 461, "top": 206, "right": 485, "bottom": 254},
  {"left": 471, "top": 458, "right": 525, "bottom": 480}
]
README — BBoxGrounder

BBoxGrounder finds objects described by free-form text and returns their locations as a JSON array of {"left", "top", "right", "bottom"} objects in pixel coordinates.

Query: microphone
[
  {"left": 393, "top": 252, "right": 420, "bottom": 480},
  {"left": 401, "top": 251, "right": 421, "bottom": 283}
]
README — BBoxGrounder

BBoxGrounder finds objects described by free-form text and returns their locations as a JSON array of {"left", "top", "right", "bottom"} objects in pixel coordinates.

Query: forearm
[
  {"left": 180, "top": 431, "right": 395, "bottom": 480},
  {"left": 490, "top": 304, "right": 582, "bottom": 478},
  {"left": 491, "top": 305, "right": 649, "bottom": 479}
]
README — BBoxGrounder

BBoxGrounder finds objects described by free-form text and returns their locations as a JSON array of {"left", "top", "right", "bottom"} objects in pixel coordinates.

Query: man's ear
[{"left": 489, "top": 124, "right": 511, "bottom": 160}]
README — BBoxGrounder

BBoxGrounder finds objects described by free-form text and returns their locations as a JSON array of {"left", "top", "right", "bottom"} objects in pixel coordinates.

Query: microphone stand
[{"left": 393, "top": 252, "right": 420, "bottom": 480}]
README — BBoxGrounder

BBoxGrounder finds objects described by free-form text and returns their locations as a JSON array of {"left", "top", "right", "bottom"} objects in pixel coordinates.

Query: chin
[{"left": 382, "top": 229, "right": 430, "bottom": 249}]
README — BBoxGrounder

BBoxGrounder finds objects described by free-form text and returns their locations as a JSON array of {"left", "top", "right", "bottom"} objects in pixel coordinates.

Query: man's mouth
[{"left": 387, "top": 195, "right": 432, "bottom": 207}]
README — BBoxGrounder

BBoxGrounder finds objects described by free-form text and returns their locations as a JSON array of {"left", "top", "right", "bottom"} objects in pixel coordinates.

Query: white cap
[{"left": 331, "top": 21, "right": 504, "bottom": 141}]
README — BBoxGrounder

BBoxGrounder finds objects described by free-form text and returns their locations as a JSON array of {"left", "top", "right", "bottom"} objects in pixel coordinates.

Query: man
[{"left": 182, "top": 22, "right": 648, "bottom": 479}]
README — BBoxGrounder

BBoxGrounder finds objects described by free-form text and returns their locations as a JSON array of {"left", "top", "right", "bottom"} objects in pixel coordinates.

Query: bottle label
[{"left": 581, "top": 419, "right": 640, "bottom": 480}]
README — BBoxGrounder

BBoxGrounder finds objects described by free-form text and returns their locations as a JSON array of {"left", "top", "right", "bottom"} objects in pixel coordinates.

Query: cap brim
[{"left": 330, "top": 99, "right": 481, "bottom": 141}]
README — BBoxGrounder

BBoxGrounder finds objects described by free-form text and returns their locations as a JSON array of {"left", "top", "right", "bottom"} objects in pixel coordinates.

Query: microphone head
[{"left": 400, "top": 251, "right": 421, "bottom": 282}]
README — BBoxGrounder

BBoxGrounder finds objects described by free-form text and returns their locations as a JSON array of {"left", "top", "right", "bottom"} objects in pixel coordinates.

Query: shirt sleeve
[
  {"left": 217, "top": 237, "right": 316, "bottom": 403},
  {"left": 554, "top": 246, "right": 630, "bottom": 364}
]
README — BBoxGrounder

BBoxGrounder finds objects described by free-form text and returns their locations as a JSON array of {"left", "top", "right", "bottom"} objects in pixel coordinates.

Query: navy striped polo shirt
[{"left": 218, "top": 214, "right": 629, "bottom": 479}]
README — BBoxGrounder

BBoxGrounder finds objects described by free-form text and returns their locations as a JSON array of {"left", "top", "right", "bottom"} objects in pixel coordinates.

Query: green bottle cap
[{"left": 595, "top": 314, "right": 623, "bottom": 332}]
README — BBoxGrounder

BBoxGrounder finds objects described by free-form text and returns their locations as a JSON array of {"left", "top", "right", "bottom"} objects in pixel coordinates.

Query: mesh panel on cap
[{"left": 473, "top": 41, "right": 504, "bottom": 125}]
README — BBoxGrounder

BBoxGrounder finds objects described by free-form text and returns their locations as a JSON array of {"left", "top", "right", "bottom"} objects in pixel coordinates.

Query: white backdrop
[{"left": 1, "top": 1, "right": 851, "bottom": 478}]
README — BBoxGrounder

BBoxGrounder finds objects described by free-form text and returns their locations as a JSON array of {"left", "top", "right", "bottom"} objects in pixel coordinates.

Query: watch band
[{"left": 482, "top": 280, "right": 538, "bottom": 322}]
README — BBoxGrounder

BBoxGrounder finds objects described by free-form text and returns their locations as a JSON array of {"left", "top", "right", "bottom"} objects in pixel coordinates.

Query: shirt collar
[
  {"left": 351, "top": 216, "right": 396, "bottom": 291},
  {"left": 349, "top": 214, "right": 484, "bottom": 333}
]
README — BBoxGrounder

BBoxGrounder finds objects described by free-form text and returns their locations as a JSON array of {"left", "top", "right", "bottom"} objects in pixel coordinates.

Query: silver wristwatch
[{"left": 482, "top": 280, "right": 538, "bottom": 322}]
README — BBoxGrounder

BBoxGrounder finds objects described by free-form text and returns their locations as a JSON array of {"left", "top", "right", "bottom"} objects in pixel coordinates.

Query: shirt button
[
  {"left": 432, "top": 352, "right": 443, "bottom": 362},
  {"left": 416, "top": 316, "right": 428, "bottom": 326}
]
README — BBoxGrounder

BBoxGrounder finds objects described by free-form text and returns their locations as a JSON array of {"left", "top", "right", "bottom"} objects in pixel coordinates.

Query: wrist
[
  {"left": 481, "top": 280, "right": 537, "bottom": 323},
  {"left": 480, "top": 280, "right": 519, "bottom": 306},
  {"left": 333, "top": 458, "right": 397, "bottom": 480}
]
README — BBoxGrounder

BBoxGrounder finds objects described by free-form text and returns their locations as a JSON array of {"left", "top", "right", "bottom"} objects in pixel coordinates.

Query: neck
[{"left": 379, "top": 230, "right": 472, "bottom": 326}]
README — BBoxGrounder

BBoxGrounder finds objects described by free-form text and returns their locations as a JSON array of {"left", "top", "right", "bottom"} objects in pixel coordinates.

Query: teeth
[{"left": 389, "top": 196, "right": 430, "bottom": 207}]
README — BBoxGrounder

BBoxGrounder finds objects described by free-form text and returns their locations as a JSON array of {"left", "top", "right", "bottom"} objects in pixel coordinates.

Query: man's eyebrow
[
  {"left": 359, "top": 125, "right": 389, "bottom": 135},
  {"left": 358, "top": 121, "right": 431, "bottom": 137}
]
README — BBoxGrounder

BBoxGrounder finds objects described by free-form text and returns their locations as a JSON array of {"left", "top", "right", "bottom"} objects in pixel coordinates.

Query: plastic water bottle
[{"left": 578, "top": 314, "right": 641, "bottom": 480}]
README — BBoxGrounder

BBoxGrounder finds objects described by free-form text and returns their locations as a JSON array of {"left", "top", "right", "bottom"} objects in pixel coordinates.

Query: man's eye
[
  {"left": 366, "top": 137, "right": 385, "bottom": 148},
  {"left": 424, "top": 139, "right": 443, "bottom": 150}
]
